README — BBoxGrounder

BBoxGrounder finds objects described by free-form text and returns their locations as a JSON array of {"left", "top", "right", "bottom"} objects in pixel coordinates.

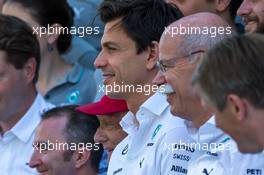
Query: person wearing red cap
[{"left": 77, "top": 95, "right": 128, "bottom": 160}]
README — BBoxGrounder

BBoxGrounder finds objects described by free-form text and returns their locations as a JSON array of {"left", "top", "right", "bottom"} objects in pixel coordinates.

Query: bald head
[
  {"left": 153, "top": 12, "right": 235, "bottom": 126},
  {"left": 161, "top": 12, "right": 234, "bottom": 56},
  {"left": 174, "top": 12, "right": 231, "bottom": 30}
]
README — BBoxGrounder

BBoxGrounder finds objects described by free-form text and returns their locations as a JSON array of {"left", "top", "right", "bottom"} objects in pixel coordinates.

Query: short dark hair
[
  {"left": 5, "top": 0, "right": 74, "bottom": 54},
  {"left": 192, "top": 34, "right": 264, "bottom": 111},
  {"left": 41, "top": 105, "right": 103, "bottom": 173},
  {"left": 0, "top": 14, "right": 40, "bottom": 83},
  {"left": 99, "top": 0, "right": 183, "bottom": 53}
]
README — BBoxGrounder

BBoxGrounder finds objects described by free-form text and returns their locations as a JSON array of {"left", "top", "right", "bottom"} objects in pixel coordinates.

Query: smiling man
[
  {"left": 166, "top": 0, "right": 242, "bottom": 31},
  {"left": 237, "top": 0, "right": 264, "bottom": 33},
  {"left": 153, "top": 13, "right": 229, "bottom": 127},
  {"left": 192, "top": 34, "right": 264, "bottom": 153},
  {"left": 77, "top": 95, "right": 128, "bottom": 160},
  {"left": 29, "top": 105, "right": 103, "bottom": 175},
  {"left": 153, "top": 12, "right": 264, "bottom": 175},
  {"left": 94, "top": 0, "right": 198, "bottom": 175}
]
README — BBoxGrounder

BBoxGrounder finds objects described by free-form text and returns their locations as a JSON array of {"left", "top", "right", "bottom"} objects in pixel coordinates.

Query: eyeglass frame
[{"left": 157, "top": 50, "right": 205, "bottom": 73}]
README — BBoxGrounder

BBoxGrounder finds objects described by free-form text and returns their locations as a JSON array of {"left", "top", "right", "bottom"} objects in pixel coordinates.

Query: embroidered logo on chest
[{"left": 151, "top": 124, "right": 162, "bottom": 140}]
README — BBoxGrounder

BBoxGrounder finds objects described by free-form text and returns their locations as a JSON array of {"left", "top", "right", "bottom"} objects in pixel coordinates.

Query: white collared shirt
[
  {"left": 0, "top": 94, "right": 53, "bottom": 175},
  {"left": 187, "top": 116, "right": 264, "bottom": 175},
  {"left": 107, "top": 92, "right": 197, "bottom": 175}
]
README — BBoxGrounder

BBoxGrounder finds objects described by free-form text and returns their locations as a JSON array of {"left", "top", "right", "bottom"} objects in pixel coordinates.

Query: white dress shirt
[
  {"left": 0, "top": 94, "right": 53, "bottom": 175},
  {"left": 107, "top": 92, "right": 197, "bottom": 175},
  {"left": 187, "top": 117, "right": 264, "bottom": 175}
]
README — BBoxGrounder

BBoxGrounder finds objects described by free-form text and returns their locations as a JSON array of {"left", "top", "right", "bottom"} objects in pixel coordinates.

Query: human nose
[
  {"left": 29, "top": 150, "right": 42, "bottom": 169},
  {"left": 94, "top": 51, "right": 108, "bottom": 69},
  {"left": 237, "top": 0, "right": 252, "bottom": 17},
  {"left": 94, "top": 127, "right": 108, "bottom": 144},
  {"left": 153, "top": 70, "right": 167, "bottom": 86}
]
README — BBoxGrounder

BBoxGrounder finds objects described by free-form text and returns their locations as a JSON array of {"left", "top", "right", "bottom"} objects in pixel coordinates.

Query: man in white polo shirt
[
  {"left": 191, "top": 33, "right": 264, "bottom": 174},
  {"left": 0, "top": 15, "right": 53, "bottom": 174},
  {"left": 94, "top": 0, "right": 197, "bottom": 174},
  {"left": 153, "top": 12, "right": 264, "bottom": 175}
]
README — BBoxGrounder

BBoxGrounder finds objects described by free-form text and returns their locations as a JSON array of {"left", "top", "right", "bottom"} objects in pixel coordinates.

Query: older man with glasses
[
  {"left": 156, "top": 50, "right": 205, "bottom": 73},
  {"left": 153, "top": 12, "right": 264, "bottom": 174}
]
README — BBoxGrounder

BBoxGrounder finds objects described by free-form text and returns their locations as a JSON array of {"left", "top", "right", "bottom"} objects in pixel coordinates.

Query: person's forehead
[
  {"left": 98, "top": 113, "right": 123, "bottom": 123},
  {"left": 101, "top": 21, "right": 134, "bottom": 47},
  {"left": 159, "top": 33, "right": 182, "bottom": 60},
  {"left": 37, "top": 117, "right": 68, "bottom": 138},
  {"left": 167, "top": 0, "right": 210, "bottom": 9},
  {"left": 104, "top": 18, "right": 123, "bottom": 32},
  {"left": 2, "top": 2, "right": 39, "bottom": 27},
  {"left": 103, "top": 18, "right": 129, "bottom": 40}
]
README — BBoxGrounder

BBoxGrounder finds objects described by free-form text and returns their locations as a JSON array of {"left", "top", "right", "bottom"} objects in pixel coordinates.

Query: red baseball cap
[{"left": 77, "top": 95, "right": 128, "bottom": 115}]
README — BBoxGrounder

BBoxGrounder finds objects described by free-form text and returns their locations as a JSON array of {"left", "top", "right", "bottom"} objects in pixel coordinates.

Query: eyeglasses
[{"left": 157, "top": 50, "right": 205, "bottom": 73}]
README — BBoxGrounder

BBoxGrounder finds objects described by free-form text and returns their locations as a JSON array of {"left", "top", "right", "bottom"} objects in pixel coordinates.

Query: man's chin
[
  {"left": 238, "top": 143, "right": 263, "bottom": 154},
  {"left": 104, "top": 81, "right": 122, "bottom": 97},
  {"left": 170, "top": 106, "right": 178, "bottom": 116},
  {"left": 38, "top": 171, "right": 49, "bottom": 175}
]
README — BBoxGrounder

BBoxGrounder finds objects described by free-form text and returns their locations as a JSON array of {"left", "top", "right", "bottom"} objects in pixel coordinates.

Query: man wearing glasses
[{"left": 153, "top": 12, "right": 264, "bottom": 174}]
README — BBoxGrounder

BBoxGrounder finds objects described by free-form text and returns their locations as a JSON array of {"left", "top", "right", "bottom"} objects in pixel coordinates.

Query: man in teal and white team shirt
[
  {"left": 94, "top": 0, "right": 201, "bottom": 174},
  {"left": 191, "top": 33, "right": 264, "bottom": 174},
  {"left": 153, "top": 12, "right": 264, "bottom": 175}
]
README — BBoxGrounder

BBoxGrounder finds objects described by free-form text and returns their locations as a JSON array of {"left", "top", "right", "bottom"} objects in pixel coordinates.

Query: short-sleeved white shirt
[
  {"left": 0, "top": 94, "right": 53, "bottom": 175},
  {"left": 107, "top": 92, "right": 197, "bottom": 175},
  {"left": 187, "top": 117, "right": 264, "bottom": 175}
]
